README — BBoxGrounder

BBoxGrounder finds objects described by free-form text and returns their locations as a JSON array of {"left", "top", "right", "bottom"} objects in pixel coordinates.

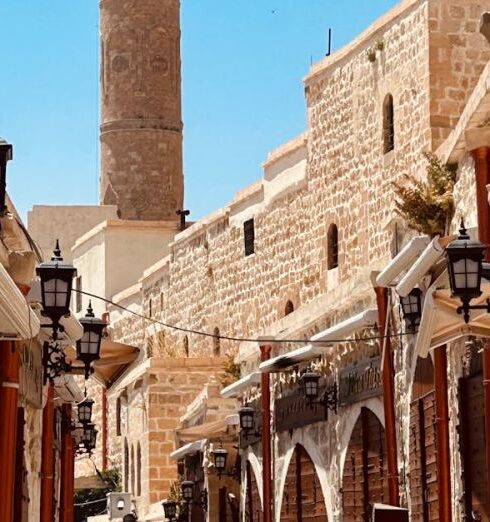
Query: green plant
[
  {"left": 392, "top": 153, "right": 457, "bottom": 237},
  {"left": 220, "top": 351, "right": 241, "bottom": 388}
]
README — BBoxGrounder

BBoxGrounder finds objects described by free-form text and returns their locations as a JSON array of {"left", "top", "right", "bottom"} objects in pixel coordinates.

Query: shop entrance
[
  {"left": 460, "top": 346, "right": 489, "bottom": 521},
  {"left": 280, "top": 444, "right": 327, "bottom": 521},
  {"left": 409, "top": 356, "right": 439, "bottom": 522},
  {"left": 245, "top": 461, "right": 262, "bottom": 522},
  {"left": 342, "top": 407, "right": 389, "bottom": 521}
]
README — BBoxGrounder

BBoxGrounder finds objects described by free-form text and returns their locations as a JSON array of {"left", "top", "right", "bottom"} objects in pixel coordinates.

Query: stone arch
[
  {"left": 245, "top": 460, "right": 262, "bottom": 521},
  {"left": 276, "top": 432, "right": 333, "bottom": 522}
]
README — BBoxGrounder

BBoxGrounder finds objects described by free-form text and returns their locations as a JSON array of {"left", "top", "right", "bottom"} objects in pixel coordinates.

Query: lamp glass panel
[
  {"left": 453, "top": 258, "right": 480, "bottom": 291},
  {"left": 241, "top": 413, "right": 253, "bottom": 429},
  {"left": 79, "top": 405, "right": 90, "bottom": 422},
  {"left": 305, "top": 380, "right": 318, "bottom": 397},
  {"left": 215, "top": 454, "right": 226, "bottom": 469}
]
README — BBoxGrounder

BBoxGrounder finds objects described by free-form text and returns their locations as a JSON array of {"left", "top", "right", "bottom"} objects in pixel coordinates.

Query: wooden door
[
  {"left": 245, "top": 461, "right": 262, "bottom": 522},
  {"left": 461, "top": 372, "right": 489, "bottom": 521},
  {"left": 342, "top": 408, "right": 389, "bottom": 522},
  {"left": 280, "top": 445, "right": 328, "bottom": 521}
]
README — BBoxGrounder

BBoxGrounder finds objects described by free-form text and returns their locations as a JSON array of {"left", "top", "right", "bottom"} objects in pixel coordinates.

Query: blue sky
[{"left": 0, "top": 0, "right": 398, "bottom": 222}]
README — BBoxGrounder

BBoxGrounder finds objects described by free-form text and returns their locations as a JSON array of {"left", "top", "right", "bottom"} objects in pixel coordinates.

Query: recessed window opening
[
  {"left": 136, "top": 443, "right": 142, "bottom": 497},
  {"left": 284, "top": 300, "right": 294, "bottom": 316},
  {"left": 213, "top": 327, "right": 221, "bottom": 356},
  {"left": 383, "top": 93, "right": 395, "bottom": 153},
  {"left": 327, "top": 223, "right": 339, "bottom": 270},
  {"left": 116, "top": 397, "right": 122, "bottom": 436},
  {"left": 244, "top": 219, "right": 255, "bottom": 256},
  {"left": 184, "top": 335, "right": 189, "bottom": 357}
]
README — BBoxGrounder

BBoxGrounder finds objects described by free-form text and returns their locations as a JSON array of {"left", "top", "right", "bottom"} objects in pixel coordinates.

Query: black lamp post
[
  {"left": 0, "top": 137, "right": 12, "bottom": 214},
  {"left": 162, "top": 500, "right": 177, "bottom": 521},
  {"left": 400, "top": 288, "right": 422, "bottom": 331},
  {"left": 181, "top": 480, "right": 194, "bottom": 504},
  {"left": 211, "top": 448, "right": 229, "bottom": 478},
  {"left": 77, "top": 302, "right": 106, "bottom": 379},
  {"left": 446, "top": 221, "right": 488, "bottom": 323},
  {"left": 238, "top": 404, "right": 256, "bottom": 438},
  {"left": 77, "top": 397, "right": 94, "bottom": 425},
  {"left": 36, "top": 241, "right": 77, "bottom": 338}
]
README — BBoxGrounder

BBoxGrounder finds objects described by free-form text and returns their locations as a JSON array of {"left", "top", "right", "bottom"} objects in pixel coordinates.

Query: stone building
[{"left": 26, "top": 0, "right": 490, "bottom": 521}]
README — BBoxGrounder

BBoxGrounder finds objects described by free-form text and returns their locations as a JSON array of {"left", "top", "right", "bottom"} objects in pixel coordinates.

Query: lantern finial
[
  {"left": 86, "top": 301, "right": 94, "bottom": 318},
  {"left": 52, "top": 239, "right": 62, "bottom": 261},
  {"left": 459, "top": 219, "right": 469, "bottom": 239}
]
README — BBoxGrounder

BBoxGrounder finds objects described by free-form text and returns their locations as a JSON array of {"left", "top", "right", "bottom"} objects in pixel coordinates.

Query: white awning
[
  {"left": 170, "top": 439, "right": 207, "bottom": 461},
  {"left": 221, "top": 372, "right": 261, "bottom": 398},
  {"left": 259, "top": 309, "right": 378, "bottom": 373},
  {"left": 376, "top": 236, "right": 430, "bottom": 287},
  {"left": 416, "top": 275, "right": 490, "bottom": 357},
  {"left": 0, "top": 263, "right": 40, "bottom": 340},
  {"left": 396, "top": 236, "right": 445, "bottom": 297}
]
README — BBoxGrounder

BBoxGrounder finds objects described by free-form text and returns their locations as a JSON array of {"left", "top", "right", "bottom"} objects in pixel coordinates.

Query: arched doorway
[
  {"left": 280, "top": 444, "right": 327, "bottom": 521},
  {"left": 409, "top": 356, "right": 439, "bottom": 521},
  {"left": 460, "top": 343, "right": 489, "bottom": 521},
  {"left": 342, "top": 407, "right": 389, "bottom": 521},
  {"left": 245, "top": 461, "right": 262, "bottom": 522}
]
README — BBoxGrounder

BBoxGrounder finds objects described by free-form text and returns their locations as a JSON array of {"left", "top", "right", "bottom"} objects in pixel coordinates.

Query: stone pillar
[{"left": 99, "top": 0, "right": 184, "bottom": 221}]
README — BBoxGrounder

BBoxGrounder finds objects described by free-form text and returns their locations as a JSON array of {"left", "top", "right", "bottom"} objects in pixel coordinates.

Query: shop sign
[
  {"left": 275, "top": 388, "right": 328, "bottom": 433},
  {"left": 339, "top": 356, "right": 382, "bottom": 406},
  {"left": 19, "top": 341, "right": 43, "bottom": 409}
]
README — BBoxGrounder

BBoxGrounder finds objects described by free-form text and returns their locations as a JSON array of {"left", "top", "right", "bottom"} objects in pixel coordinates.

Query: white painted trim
[
  {"left": 220, "top": 372, "right": 261, "bottom": 398},
  {"left": 240, "top": 449, "right": 263, "bottom": 522}
]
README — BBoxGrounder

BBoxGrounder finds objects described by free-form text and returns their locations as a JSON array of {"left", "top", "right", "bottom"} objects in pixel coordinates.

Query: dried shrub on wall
[
  {"left": 392, "top": 153, "right": 457, "bottom": 237},
  {"left": 220, "top": 351, "right": 241, "bottom": 388}
]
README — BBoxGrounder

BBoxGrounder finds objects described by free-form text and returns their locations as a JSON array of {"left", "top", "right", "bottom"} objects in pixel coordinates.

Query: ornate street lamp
[
  {"left": 446, "top": 221, "right": 489, "bottom": 323},
  {"left": 211, "top": 448, "right": 229, "bottom": 478},
  {"left": 36, "top": 241, "right": 77, "bottom": 338},
  {"left": 180, "top": 480, "right": 194, "bottom": 503},
  {"left": 300, "top": 368, "right": 338, "bottom": 414},
  {"left": 77, "top": 397, "right": 94, "bottom": 425},
  {"left": 300, "top": 368, "right": 321, "bottom": 403},
  {"left": 77, "top": 302, "right": 107, "bottom": 379},
  {"left": 400, "top": 288, "right": 422, "bottom": 331},
  {"left": 81, "top": 423, "right": 98, "bottom": 454},
  {"left": 238, "top": 404, "right": 255, "bottom": 437},
  {"left": 0, "top": 137, "right": 13, "bottom": 214},
  {"left": 42, "top": 341, "right": 72, "bottom": 384},
  {"left": 162, "top": 499, "right": 177, "bottom": 521}
]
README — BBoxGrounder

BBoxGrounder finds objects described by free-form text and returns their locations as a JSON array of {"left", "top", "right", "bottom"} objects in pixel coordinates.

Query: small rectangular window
[
  {"left": 244, "top": 219, "right": 255, "bottom": 256},
  {"left": 75, "top": 276, "right": 82, "bottom": 313}
]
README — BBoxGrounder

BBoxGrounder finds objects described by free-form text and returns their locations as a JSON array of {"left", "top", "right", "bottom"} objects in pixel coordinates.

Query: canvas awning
[
  {"left": 175, "top": 414, "right": 239, "bottom": 445},
  {"left": 221, "top": 372, "right": 261, "bottom": 398},
  {"left": 416, "top": 274, "right": 490, "bottom": 357},
  {"left": 258, "top": 309, "right": 378, "bottom": 373},
  {"left": 0, "top": 263, "right": 40, "bottom": 340},
  {"left": 91, "top": 339, "right": 140, "bottom": 387},
  {"left": 170, "top": 439, "right": 207, "bottom": 461}
]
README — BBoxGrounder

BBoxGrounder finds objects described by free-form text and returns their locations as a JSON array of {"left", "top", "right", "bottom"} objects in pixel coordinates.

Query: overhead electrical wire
[{"left": 74, "top": 289, "right": 417, "bottom": 345}]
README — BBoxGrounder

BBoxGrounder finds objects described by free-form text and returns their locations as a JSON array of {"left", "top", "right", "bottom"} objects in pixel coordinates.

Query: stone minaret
[{"left": 100, "top": 0, "right": 183, "bottom": 221}]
